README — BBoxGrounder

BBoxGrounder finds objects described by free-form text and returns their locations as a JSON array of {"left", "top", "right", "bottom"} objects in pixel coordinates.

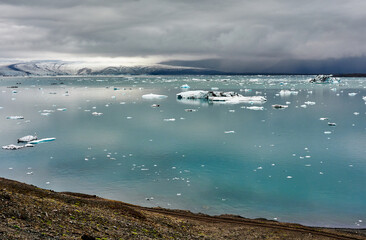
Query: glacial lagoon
[{"left": 0, "top": 75, "right": 365, "bottom": 228}]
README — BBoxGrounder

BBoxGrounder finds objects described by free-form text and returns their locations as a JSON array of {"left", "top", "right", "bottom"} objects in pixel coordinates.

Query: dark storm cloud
[{"left": 1, "top": 0, "right": 366, "bottom": 64}]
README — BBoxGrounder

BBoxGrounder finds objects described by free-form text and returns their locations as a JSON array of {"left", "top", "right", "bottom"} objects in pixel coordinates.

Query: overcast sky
[{"left": 1, "top": 0, "right": 366, "bottom": 70}]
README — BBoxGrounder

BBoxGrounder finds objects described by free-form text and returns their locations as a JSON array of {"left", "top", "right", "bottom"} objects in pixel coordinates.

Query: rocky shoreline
[{"left": 0, "top": 177, "right": 365, "bottom": 239}]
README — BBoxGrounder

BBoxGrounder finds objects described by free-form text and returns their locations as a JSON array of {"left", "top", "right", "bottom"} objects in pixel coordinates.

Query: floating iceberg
[
  {"left": 272, "top": 104, "right": 288, "bottom": 109},
  {"left": 92, "top": 112, "right": 103, "bottom": 116},
  {"left": 246, "top": 106, "right": 264, "bottom": 111},
  {"left": 2, "top": 144, "right": 34, "bottom": 150},
  {"left": 309, "top": 75, "right": 339, "bottom": 84},
  {"left": 163, "top": 118, "right": 176, "bottom": 122},
  {"left": 180, "top": 84, "right": 190, "bottom": 89},
  {"left": 28, "top": 138, "right": 56, "bottom": 144},
  {"left": 304, "top": 101, "right": 316, "bottom": 105},
  {"left": 348, "top": 92, "right": 357, "bottom": 97},
  {"left": 18, "top": 135, "right": 37, "bottom": 143},
  {"left": 279, "top": 90, "right": 298, "bottom": 97},
  {"left": 142, "top": 93, "right": 168, "bottom": 99},
  {"left": 177, "top": 90, "right": 266, "bottom": 105},
  {"left": 176, "top": 90, "right": 208, "bottom": 99},
  {"left": 6, "top": 116, "right": 24, "bottom": 120}
]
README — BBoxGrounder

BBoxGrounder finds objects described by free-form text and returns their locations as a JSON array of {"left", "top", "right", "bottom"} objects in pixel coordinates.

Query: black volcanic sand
[{"left": 0, "top": 177, "right": 365, "bottom": 239}]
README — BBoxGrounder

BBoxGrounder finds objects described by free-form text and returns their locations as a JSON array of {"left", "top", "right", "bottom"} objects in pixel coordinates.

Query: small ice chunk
[
  {"left": 304, "top": 101, "right": 316, "bottom": 105},
  {"left": 2, "top": 144, "right": 25, "bottom": 150},
  {"left": 324, "top": 131, "right": 332, "bottom": 134},
  {"left": 328, "top": 122, "right": 336, "bottom": 126},
  {"left": 6, "top": 116, "right": 24, "bottom": 120},
  {"left": 163, "top": 118, "right": 176, "bottom": 122},
  {"left": 354, "top": 112, "right": 360, "bottom": 115},
  {"left": 180, "top": 84, "right": 190, "bottom": 89},
  {"left": 286, "top": 176, "right": 293, "bottom": 179},
  {"left": 320, "top": 118, "right": 328, "bottom": 121},
  {"left": 151, "top": 104, "right": 160, "bottom": 108},
  {"left": 224, "top": 130, "right": 235, "bottom": 134},
  {"left": 92, "top": 112, "right": 103, "bottom": 116},
  {"left": 348, "top": 92, "right": 357, "bottom": 96},
  {"left": 142, "top": 93, "right": 168, "bottom": 99},
  {"left": 246, "top": 106, "right": 264, "bottom": 111},
  {"left": 57, "top": 108, "right": 67, "bottom": 111},
  {"left": 18, "top": 135, "right": 37, "bottom": 143},
  {"left": 272, "top": 104, "right": 288, "bottom": 109},
  {"left": 211, "top": 87, "right": 219, "bottom": 90},
  {"left": 28, "top": 138, "right": 56, "bottom": 144}
]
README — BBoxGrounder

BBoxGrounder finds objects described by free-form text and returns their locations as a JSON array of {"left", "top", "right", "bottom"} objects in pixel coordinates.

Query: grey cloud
[{"left": 0, "top": 0, "right": 366, "bottom": 65}]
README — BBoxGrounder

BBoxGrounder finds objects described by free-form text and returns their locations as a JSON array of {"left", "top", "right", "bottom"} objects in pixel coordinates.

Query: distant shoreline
[{"left": 0, "top": 177, "right": 365, "bottom": 239}]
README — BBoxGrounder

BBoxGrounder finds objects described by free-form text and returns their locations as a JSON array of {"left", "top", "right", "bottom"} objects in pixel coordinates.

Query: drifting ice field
[{"left": 0, "top": 75, "right": 365, "bottom": 228}]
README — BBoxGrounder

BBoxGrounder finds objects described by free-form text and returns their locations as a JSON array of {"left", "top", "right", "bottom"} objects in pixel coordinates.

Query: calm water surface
[{"left": 0, "top": 75, "right": 365, "bottom": 228}]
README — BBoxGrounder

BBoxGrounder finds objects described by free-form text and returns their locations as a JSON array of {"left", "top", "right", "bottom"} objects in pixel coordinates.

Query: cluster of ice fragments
[{"left": 2, "top": 135, "right": 55, "bottom": 150}]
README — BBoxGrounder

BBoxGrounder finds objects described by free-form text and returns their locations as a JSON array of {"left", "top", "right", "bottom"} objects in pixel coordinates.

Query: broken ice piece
[
  {"left": 163, "top": 118, "right": 176, "bottom": 122},
  {"left": 246, "top": 106, "right": 264, "bottom": 111},
  {"left": 28, "top": 138, "right": 56, "bottom": 144},
  {"left": 180, "top": 84, "right": 190, "bottom": 89},
  {"left": 224, "top": 131, "right": 235, "bottom": 134},
  {"left": 328, "top": 122, "right": 336, "bottom": 126},
  {"left": 6, "top": 116, "right": 24, "bottom": 120},
  {"left": 272, "top": 104, "right": 288, "bottom": 109},
  {"left": 92, "top": 112, "right": 103, "bottom": 116},
  {"left": 18, "top": 135, "right": 37, "bottom": 143},
  {"left": 142, "top": 93, "right": 168, "bottom": 99}
]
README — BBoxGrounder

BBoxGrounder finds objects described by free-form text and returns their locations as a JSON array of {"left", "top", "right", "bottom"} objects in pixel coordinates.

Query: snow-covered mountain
[{"left": 0, "top": 61, "right": 224, "bottom": 76}]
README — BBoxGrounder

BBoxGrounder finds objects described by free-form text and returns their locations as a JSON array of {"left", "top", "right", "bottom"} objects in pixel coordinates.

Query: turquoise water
[{"left": 0, "top": 75, "right": 365, "bottom": 228}]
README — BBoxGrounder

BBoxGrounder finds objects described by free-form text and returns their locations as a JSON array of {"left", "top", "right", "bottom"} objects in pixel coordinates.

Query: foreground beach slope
[{"left": 0, "top": 177, "right": 364, "bottom": 240}]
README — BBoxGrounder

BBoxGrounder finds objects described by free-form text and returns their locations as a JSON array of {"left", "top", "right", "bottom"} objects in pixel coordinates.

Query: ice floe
[
  {"left": 272, "top": 104, "right": 288, "bottom": 109},
  {"left": 2, "top": 144, "right": 34, "bottom": 150},
  {"left": 6, "top": 116, "right": 24, "bottom": 120},
  {"left": 17, "top": 135, "right": 37, "bottom": 143},
  {"left": 28, "top": 138, "right": 56, "bottom": 144},
  {"left": 142, "top": 93, "right": 168, "bottom": 99}
]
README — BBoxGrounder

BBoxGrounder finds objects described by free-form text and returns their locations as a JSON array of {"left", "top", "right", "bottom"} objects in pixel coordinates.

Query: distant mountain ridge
[{"left": 0, "top": 61, "right": 225, "bottom": 76}]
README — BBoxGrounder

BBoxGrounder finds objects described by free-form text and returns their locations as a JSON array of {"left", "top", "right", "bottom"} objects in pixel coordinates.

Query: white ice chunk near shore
[{"left": 142, "top": 93, "right": 168, "bottom": 99}]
